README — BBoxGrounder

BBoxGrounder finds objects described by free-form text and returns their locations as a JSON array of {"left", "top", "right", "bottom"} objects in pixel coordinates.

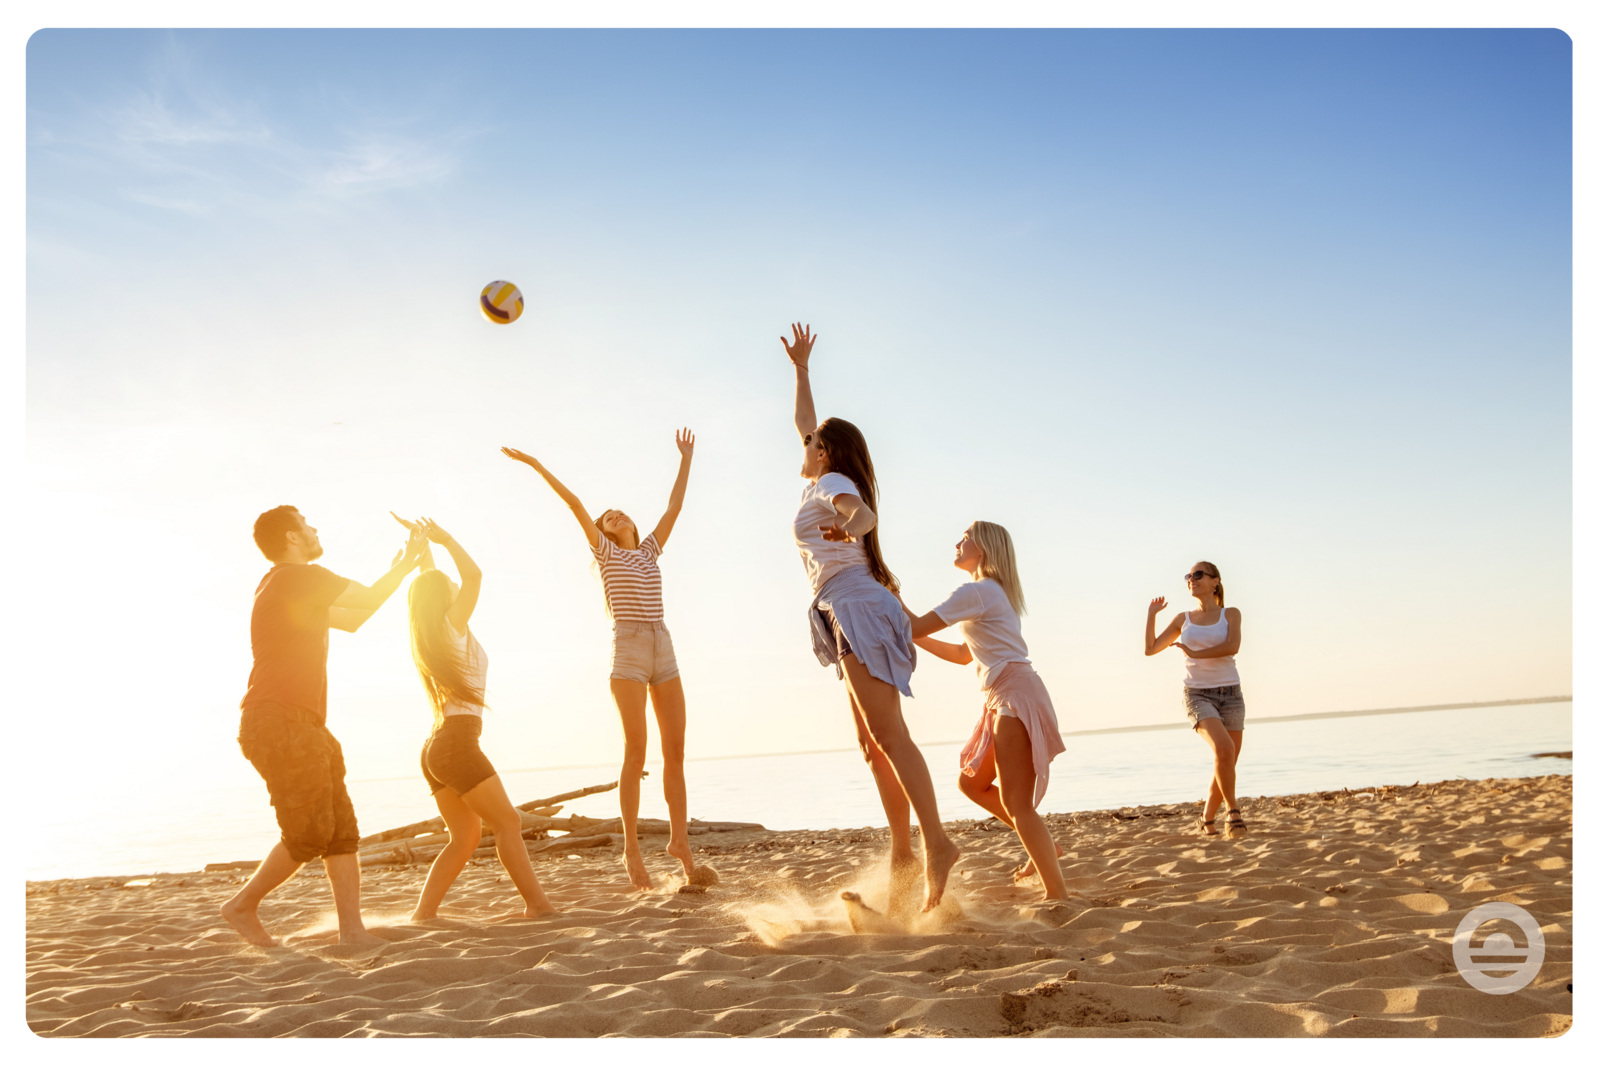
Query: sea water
[{"left": 27, "top": 700, "right": 1571, "bottom": 881}]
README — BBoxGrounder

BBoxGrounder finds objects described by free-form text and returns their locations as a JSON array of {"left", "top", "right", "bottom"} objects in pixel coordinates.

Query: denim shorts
[
  {"left": 610, "top": 621, "right": 680, "bottom": 685},
  {"left": 1184, "top": 684, "right": 1246, "bottom": 731}
]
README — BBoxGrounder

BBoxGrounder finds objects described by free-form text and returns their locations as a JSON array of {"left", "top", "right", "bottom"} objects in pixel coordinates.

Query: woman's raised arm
[
  {"left": 419, "top": 518, "right": 482, "bottom": 633},
  {"left": 501, "top": 447, "right": 601, "bottom": 551},
  {"left": 651, "top": 428, "right": 695, "bottom": 550},
  {"left": 783, "top": 322, "right": 819, "bottom": 440}
]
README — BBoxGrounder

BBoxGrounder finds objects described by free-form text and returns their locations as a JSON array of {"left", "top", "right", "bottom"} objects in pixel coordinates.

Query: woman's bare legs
[
  {"left": 461, "top": 774, "right": 557, "bottom": 917},
  {"left": 648, "top": 676, "right": 695, "bottom": 879},
  {"left": 840, "top": 654, "right": 960, "bottom": 910},
  {"left": 411, "top": 787, "right": 481, "bottom": 921},
  {"left": 851, "top": 691, "right": 918, "bottom": 917},
  {"left": 957, "top": 732, "right": 1065, "bottom": 881},
  {"left": 1196, "top": 721, "right": 1243, "bottom": 826},
  {"left": 610, "top": 679, "right": 653, "bottom": 890},
  {"left": 994, "top": 716, "right": 1067, "bottom": 900}
]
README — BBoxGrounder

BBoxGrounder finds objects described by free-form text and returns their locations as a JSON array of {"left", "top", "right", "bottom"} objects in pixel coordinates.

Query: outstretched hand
[
  {"left": 400, "top": 525, "right": 428, "bottom": 564},
  {"left": 1148, "top": 596, "right": 1168, "bottom": 615},
  {"left": 781, "top": 323, "right": 817, "bottom": 368},
  {"left": 675, "top": 427, "right": 695, "bottom": 459},
  {"left": 501, "top": 446, "right": 539, "bottom": 467},
  {"left": 819, "top": 522, "right": 856, "bottom": 543},
  {"left": 417, "top": 517, "right": 454, "bottom": 546}
]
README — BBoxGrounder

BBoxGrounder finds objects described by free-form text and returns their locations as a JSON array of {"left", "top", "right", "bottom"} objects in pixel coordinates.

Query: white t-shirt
[
  {"left": 793, "top": 472, "right": 870, "bottom": 593},
  {"left": 931, "top": 578, "right": 1030, "bottom": 691},
  {"left": 441, "top": 617, "right": 488, "bottom": 717}
]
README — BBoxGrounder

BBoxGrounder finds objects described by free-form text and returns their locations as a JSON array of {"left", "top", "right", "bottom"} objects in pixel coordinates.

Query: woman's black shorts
[{"left": 421, "top": 715, "right": 497, "bottom": 796}]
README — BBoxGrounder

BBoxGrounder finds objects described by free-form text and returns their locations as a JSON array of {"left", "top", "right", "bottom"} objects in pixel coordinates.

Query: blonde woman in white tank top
[{"left": 1145, "top": 561, "right": 1247, "bottom": 837}]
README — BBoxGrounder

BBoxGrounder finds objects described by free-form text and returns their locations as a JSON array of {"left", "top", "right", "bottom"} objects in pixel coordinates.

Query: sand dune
[{"left": 26, "top": 773, "right": 1571, "bottom": 1037}]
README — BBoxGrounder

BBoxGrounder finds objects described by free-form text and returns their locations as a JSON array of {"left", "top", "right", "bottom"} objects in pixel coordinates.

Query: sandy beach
[{"left": 26, "top": 772, "right": 1571, "bottom": 1038}]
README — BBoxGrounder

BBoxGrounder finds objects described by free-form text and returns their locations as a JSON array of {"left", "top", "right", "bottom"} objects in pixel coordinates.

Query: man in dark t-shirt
[{"left": 222, "top": 505, "right": 425, "bottom": 948}]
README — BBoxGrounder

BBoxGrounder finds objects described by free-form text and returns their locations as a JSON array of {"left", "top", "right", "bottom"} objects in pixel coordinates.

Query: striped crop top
[{"left": 592, "top": 532, "right": 666, "bottom": 623}]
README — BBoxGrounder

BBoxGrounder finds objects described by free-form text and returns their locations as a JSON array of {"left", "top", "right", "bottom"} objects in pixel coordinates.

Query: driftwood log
[{"left": 334, "top": 771, "right": 766, "bottom": 869}]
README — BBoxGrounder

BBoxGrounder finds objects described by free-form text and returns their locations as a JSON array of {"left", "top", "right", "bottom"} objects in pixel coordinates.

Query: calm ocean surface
[{"left": 29, "top": 700, "right": 1571, "bottom": 881}]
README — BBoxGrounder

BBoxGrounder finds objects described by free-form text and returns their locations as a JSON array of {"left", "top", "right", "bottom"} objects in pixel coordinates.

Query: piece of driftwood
[
  {"left": 513, "top": 773, "right": 645, "bottom": 814},
  {"left": 527, "top": 833, "right": 614, "bottom": 855}
]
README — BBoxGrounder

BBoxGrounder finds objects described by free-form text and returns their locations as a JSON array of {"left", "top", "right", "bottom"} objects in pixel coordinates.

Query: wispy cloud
[{"left": 34, "top": 37, "right": 462, "bottom": 217}]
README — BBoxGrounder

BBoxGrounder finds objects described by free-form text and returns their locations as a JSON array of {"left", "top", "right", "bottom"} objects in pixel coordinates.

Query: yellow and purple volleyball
[{"left": 479, "top": 280, "right": 524, "bottom": 324}]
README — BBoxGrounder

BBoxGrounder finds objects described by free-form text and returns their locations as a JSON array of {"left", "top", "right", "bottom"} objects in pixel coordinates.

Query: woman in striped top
[{"left": 502, "top": 432, "right": 709, "bottom": 892}]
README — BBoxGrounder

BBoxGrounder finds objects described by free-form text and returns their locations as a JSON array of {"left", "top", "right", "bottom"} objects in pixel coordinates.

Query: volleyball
[{"left": 479, "top": 280, "right": 524, "bottom": 325}]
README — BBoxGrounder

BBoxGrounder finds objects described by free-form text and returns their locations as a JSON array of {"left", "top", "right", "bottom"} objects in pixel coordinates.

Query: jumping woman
[
  {"left": 900, "top": 522, "right": 1068, "bottom": 901},
  {"left": 399, "top": 516, "right": 558, "bottom": 921},
  {"left": 1145, "top": 561, "right": 1246, "bottom": 836},
  {"left": 782, "top": 322, "right": 959, "bottom": 913},
  {"left": 501, "top": 432, "right": 706, "bottom": 891}
]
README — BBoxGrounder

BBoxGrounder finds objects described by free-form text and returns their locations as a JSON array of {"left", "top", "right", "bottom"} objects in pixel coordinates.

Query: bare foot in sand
[
  {"left": 524, "top": 902, "right": 560, "bottom": 919},
  {"left": 409, "top": 907, "right": 439, "bottom": 923},
  {"left": 623, "top": 846, "right": 653, "bottom": 891},
  {"left": 220, "top": 897, "right": 277, "bottom": 948},
  {"left": 1013, "top": 841, "right": 1066, "bottom": 882},
  {"left": 921, "top": 838, "right": 961, "bottom": 911},
  {"left": 666, "top": 837, "right": 696, "bottom": 881},
  {"left": 339, "top": 929, "right": 389, "bottom": 949},
  {"left": 842, "top": 891, "right": 906, "bottom": 935}
]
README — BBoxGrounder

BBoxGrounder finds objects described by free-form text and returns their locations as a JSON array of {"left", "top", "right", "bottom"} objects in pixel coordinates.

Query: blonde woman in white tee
[
  {"left": 502, "top": 432, "right": 708, "bottom": 891},
  {"left": 900, "top": 522, "right": 1068, "bottom": 902},
  {"left": 784, "top": 323, "right": 959, "bottom": 914},
  {"left": 1145, "top": 561, "right": 1246, "bottom": 836}
]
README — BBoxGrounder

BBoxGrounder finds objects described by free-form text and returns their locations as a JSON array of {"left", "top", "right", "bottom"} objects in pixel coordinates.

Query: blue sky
[{"left": 25, "top": 29, "right": 1571, "bottom": 801}]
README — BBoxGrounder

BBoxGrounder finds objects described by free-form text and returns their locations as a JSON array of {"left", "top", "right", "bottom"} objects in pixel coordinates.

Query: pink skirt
[{"left": 958, "top": 662, "right": 1066, "bottom": 808}]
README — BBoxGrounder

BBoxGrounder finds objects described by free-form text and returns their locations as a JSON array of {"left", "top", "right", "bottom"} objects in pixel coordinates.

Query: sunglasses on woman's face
[{"left": 1184, "top": 570, "right": 1216, "bottom": 582}]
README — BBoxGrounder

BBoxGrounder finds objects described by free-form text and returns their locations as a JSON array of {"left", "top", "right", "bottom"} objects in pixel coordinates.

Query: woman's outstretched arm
[
  {"left": 650, "top": 428, "right": 695, "bottom": 550},
  {"left": 1145, "top": 597, "right": 1184, "bottom": 655},
  {"left": 914, "top": 634, "right": 974, "bottom": 666},
  {"left": 501, "top": 447, "right": 601, "bottom": 551},
  {"left": 783, "top": 322, "right": 818, "bottom": 439},
  {"left": 419, "top": 518, "right": 482, "bottom": 633}
]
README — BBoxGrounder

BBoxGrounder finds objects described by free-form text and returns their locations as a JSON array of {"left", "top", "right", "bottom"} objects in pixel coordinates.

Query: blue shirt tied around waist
[{"left": 808, "top": 565, "right": 917, "bottom": 698}]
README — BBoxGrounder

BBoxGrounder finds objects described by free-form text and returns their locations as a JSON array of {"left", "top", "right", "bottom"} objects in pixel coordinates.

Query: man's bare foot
[
  {"left": 623, "top": 847, "right": 653, "bottom": 891},
  {"left": 221, "top": 897, "right": 277, "bottom": 947},
  {"left": 1013, "top": 841, "right": 1066, "bottom": 882},
  {"left": 524, "top": 901, "right": 560, "bottom": 919},
  {"left": 666, "top": 837, "right": 695, "bottom": 880},
  {"left": 920, "top": 838, "right": 961, "bottom": 912},
  {"left": 337, "top": 929, "right": 388, "bottom": 949}
]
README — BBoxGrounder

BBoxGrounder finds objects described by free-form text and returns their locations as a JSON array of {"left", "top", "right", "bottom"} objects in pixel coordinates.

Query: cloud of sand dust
[{"left": 728, "top": 855, "right": 969, "bottom": 945}]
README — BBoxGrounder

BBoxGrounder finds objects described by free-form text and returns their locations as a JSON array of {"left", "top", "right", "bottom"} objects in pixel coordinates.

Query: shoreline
[{"left": 26, "top": 764, "right": 1573, "bottom": 887}]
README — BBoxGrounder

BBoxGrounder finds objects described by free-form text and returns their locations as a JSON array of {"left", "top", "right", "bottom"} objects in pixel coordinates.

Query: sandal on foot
[
  {"left": 1201, "top": 818, "right": 1220, "bottom": 836},
  {"left": 1226, "top": 809, "right": 1248, "bottom": 834}
]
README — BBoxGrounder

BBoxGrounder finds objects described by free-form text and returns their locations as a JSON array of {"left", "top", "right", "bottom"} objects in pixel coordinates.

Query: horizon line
[{"left": 463, "top": 693, "right": 1573, "bottom": 780}]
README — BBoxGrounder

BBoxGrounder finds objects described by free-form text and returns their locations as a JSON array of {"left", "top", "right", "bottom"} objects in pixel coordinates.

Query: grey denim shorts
[
  {"left": 610, "top": 621, "right": 680, "bottom": 685},
  {"left": 1184, "top": 684, "right": 1246, "bottom": 731}
]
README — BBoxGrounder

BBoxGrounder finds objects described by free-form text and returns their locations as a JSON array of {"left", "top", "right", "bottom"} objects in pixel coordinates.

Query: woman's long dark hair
[
  {"left": 815, "top": 417, "right": 899, "bottom": 591},
  {"left": 408, "top": 569, "right": 486, "bottom": 726}
]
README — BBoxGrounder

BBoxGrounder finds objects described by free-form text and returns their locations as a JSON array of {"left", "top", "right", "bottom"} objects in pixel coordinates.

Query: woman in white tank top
[{"left": 1145, "top": 561, "right": 1247, "bottom": 836}]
